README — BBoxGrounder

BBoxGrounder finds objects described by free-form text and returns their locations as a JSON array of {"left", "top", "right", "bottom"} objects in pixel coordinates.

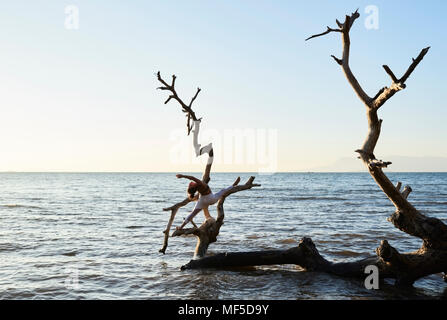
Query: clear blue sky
[{"left": 0, "top": 1, "right": 445, "bottom": 172}]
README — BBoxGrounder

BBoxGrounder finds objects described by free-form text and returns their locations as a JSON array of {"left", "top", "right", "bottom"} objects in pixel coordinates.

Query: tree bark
[{"left": 181, "top": 238, "right": 447, "bottom": 287}]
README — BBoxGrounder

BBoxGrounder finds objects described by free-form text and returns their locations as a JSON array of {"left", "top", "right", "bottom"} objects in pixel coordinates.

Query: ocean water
[{"left": 0, "top": 172, "right": 446, "bottom": 300}]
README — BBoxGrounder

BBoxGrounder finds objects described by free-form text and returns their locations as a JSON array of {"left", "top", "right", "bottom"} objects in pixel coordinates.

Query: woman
[{"left": 175, "top": 174, "right": 240, "bottom": 230}]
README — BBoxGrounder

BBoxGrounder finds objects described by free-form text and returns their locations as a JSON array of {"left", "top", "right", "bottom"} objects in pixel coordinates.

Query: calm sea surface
[{"left": 0, "top": 172, "right": 446, "bottom": 300}]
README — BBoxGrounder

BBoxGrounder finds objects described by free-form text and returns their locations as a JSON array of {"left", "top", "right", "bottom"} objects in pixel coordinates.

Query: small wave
[
  {"left": 328, "top": 250, "right": 364, "bottom": 257},
  {"left": 0, "top": 243, "right": 38, "bottom": 251},
  {"left": 246, "top": 234, "right": 262, "bottom": 239},
  {"left": 276, "top": 238, "right": 298, "bottom": 244},
  {"left": 315, "top": 239, "right": 344, "bottom": 244},
  {"left": 414, "top": 201, "right": 447, "bottom": 206},
  {"left": 1, "top": 204, "right": 43, "bottom": 209},
  {"left": 62, "top": 251, "right": 77, "bottom": 257},
  {"left": 288, "top": 197, "right": 347, "bottom": 201},
  {"left": 0, "top": 243, "right": 21, "bottom": 252},
  {"left": 126, "top": 226, "right": 145, "bottom": 229},
  {"left": 331, "top": 233, "right": 368, "bottom": 239}
]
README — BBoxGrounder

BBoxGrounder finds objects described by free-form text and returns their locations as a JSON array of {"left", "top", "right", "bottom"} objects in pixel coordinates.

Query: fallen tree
[{"left": 167, "top": 11, "right": 447, "bottom": 287}]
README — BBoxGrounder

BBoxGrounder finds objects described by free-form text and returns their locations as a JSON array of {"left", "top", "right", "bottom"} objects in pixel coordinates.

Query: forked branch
[
  {"left": 374, "top": 47, "right": 430, "bottom": 109},
  {"left": 306, "top": 9, "right": 371, "bottom": 106},
  {"left": 157, "top": 71, "right": 201, "bottom": 135}
]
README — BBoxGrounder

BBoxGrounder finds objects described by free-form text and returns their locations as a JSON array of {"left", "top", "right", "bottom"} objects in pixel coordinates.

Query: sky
[{"left": 0, "top": 0, "right": 446, "bottom": 172}]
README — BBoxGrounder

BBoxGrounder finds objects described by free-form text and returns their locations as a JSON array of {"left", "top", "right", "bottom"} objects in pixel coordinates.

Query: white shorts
[{"left": 194, "top": 186, "right": 233, "bottom": 210}]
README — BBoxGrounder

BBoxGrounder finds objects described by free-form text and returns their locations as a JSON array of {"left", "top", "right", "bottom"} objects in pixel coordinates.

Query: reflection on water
[{"left": 0, "top": 172, "right": 446, "bottom": 299}]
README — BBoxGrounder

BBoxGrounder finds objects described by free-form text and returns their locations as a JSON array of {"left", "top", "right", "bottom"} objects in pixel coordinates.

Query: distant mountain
[{"left": 312, "top": 156, "right": 447, "bottom": 172}]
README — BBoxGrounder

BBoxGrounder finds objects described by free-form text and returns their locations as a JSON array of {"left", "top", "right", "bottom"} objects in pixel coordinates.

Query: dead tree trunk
[
  {"left": 305, "top": 9, "right": 447, "bottom": 286},
  {"left": 179, "top": 11, "right": 447, "bottom": 287}
]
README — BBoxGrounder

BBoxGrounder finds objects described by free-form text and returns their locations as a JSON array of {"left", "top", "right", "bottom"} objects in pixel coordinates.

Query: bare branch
[
  {"left": 330, "top": 55, "right": 342, "bottom": 65},
  {"left": 368, "top": 159, "right": 392, "bottom": 169},
  {"left": 335, "top": 19, "right": 343, "bottom": 28},
  {"left": 375, "top": 240, "right": 408, "bottom": 271},
  {"left": 373, "top": 82, "right": 406, "bottom": 109},
  {"left": 156, "top": 71, "right": 200, "bottom": 135},
  {"left": 164, "top": 95, "right": 174, "bottom": 105},
  {"left": 305, "top": 26, "right": 341, "bottom": 41},
  {"left": 216, "top": 176, "right": 260, "bottom": 223},
  {"left": 307, "top": 10, "right": 370, "bottom": 105},
  {"left": 344, "top": 9, "right": 360, "bottom": 31},
  {"left": 382, "top": 65, "right": 399, "bottom": 83},
  {"left": 373, "top": 87, "right": 387, "bottom": 100},
  {"left": 373, "top": 47, "right": 430, "bottom": 109},
  {"left": 159, "top": 197, "right": 193, "bottom": 254},
  {"left": 172, "top": 226, "right": 199, "bottom": 237},
  {"left": 401, "top": 186, "right": 412, "bottom": 199},
  {"left": 399, "top": 47, "right": 430, "bottom": 83},
  {"left": 189, "top": 88, "right": 201, "bottom": 107}
]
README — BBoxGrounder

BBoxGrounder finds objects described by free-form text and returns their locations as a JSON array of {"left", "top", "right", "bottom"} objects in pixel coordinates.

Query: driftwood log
[{"left": 179, "top": 11, "right": 447, "bottom": 287}]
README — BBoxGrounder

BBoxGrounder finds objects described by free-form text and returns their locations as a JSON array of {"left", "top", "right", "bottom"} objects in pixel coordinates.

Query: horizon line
[{"left": 1, "top": 171, "right": 446, "bottom": 174}]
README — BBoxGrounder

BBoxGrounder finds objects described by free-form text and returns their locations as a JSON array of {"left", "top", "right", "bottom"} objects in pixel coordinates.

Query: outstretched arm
[{"left": 176, "top": 174, "right": 206, "bottom": 187}]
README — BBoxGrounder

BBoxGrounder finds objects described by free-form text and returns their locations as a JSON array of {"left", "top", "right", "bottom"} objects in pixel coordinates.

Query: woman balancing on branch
[
  {"left": 174, "top": 119, "right": 238, "bottom": 229},
  {"left": 175, "top": 174, "right": 240, "bottom": 230},
  {"left": 175, "top": 120, "right": 241, "bottom": 230}
]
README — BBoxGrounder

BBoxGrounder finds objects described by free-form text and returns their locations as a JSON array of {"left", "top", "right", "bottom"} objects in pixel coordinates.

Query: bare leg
[
  {"left": 178, "top": 208, "right": 202, "bottom": 230},
  {"left": 203, "top": 207, "right": 211, "bottom": 219}
]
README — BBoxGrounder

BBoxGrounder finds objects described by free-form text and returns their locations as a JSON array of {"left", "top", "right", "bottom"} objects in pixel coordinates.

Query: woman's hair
[{"left": 187, "top": 181, "right": 198, "bottom": 200}]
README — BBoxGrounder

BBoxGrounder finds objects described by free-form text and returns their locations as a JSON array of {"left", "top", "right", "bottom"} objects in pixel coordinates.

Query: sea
[{"left": 0, "top": 172, "right": 446, "bottom": 300}]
